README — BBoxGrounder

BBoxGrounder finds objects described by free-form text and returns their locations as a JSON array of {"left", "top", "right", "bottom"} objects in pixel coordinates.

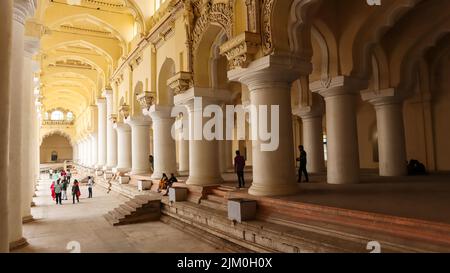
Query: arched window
[
  {"left": 51, "top": 110, "right": 64, "bottom": 121},
  {"left": 66, "top": 112, "right": 74, "bottom": 121}
]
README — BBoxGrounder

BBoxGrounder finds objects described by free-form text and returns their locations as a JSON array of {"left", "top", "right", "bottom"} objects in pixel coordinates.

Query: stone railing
[{"left": 42, "top": 120, "right": 74, "bottom": 126}]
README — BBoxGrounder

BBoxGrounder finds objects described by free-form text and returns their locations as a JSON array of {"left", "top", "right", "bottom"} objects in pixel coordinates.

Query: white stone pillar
[
  {"left": 363, "top": 90, "right": 407, "bottom": 176},
  {"left": 126, "top": 117, "right": 152, "bottom": 174},
  {"left": 146, "top": 105, "right": 177, "bottom": 179},
  {"left": 313, "top": 76, "right": 365, "bottom": 184},
  {"left": 104, "top": 90, "right": 117, "bottom": 169},
  {"left": 96, "top": 98, "right": 107, "bottom": 168},
  {"left": 178, "top": 114, "right": 189, "bottom": 173},
  {"left": 174, "top": 89, "right": 230, "bottom": 186},
  {"left": 90, "top": 133, "right": 98, "bottom": 167},
  {"left": 8, "top": 0, "right": 36, "bottom": 250},
  {"left": 229, "top": 56, "right": 300, "bottom": 196},
  {"left": 0, "top": 0, "right": 13, "bottom": 253},
  {"left": 113, "top": 122, "right": 132, "bottom": 173},
  {"left": 294, "top": 95, "right": 326, "bottom": 173},
  {"left": 21, "top": 37, "right": 39, "bottom": 223}
]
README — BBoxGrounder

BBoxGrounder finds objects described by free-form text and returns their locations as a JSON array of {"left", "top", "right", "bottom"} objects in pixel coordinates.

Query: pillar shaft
[
  {"left": 126, "top": 117, "right": 152, "bottom": 174},
  {"left": 300, "top": 115, "right": 325, "bottom": 173},
  {"left": 114, "top": 122, "right": 132, "bottom": 172},
  {"left": 148, "top": 106, "right": 177, "bottom": 179},
  {"left": 375, "top": 101, "right": 407, "bottom": 176},
  {"left": 104, "top": 91, "right": 117, "bottom": 169},
  {"left": 8, "top": 0, "right": 36, "bottom": 249},
  {"left": 228, "top": 56, "right": 303, "bottom": 196},
  {"left": 0, "top": 0, "right": 12, "bottom": 253},
  {"left": 96, "top": 98, "right": 107, "bottom": 168},
  {"left": 185, "top": 99, "right": 223, "bottom": 186},
  {"left": 314, "top": 77, "right": 364, "bottom": 184}
]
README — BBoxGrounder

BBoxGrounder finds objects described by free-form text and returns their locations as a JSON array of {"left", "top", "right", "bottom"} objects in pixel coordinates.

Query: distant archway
[{"left": 40, "top": 134, "right": 73, "bottom": 163}]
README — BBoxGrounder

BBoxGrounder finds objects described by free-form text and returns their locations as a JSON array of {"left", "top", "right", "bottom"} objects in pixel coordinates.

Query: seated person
[
  {"left": 158, "top": 173, "right": 169, "bottom": 193},
  {"left": 168, "top": 173, "right": 178, "bottom": 188},
  {"left": 163, "top": 173, "right": 178, "bottom": 196}
]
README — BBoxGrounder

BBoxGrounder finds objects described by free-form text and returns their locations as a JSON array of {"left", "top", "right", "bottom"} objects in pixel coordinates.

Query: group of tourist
[
  {"left": 49, "top": 169, "right": 87, "bottom": 205},
  {"left": 158, "top": 173, "right": 178, "bottom": 195}
]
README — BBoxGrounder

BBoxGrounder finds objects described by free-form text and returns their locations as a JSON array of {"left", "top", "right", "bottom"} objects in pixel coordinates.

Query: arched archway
[
  {"left": 158, "top": 58, "right": 176, "bottom": 105},
  {"left": 40, "top": 133, "right": 73, "bottom": 163}
]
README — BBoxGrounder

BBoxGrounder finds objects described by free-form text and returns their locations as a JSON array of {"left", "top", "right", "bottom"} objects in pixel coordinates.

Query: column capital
[
  {"left": 293, "top": 93, "right": 325, "bottom": 119},
  {"left": 227, "top": 54, "right": 312, "bottom": 90},
  {"left": 311, "top": 76, "right": 368, "bottom": 98},
  {"left": 144, "top": 105, "right": 174, "bottom": 120},
  {"left": 125, "top": 116, "right": 152, "bottom": 127},
  {"left": 113, "top": 122, "right": 131, "bottom": 132},
  {"left": 361, "top": 88, "right": 403, "bottom": 107},
  {"left": 13, "top": 0, "right": 36, "bottom": 25},
  {"left": 96, "top": 97, "right": 106, "bottom": 105},
  {"left": 23, "top": 37, "right": 39, "bottom": 58},
  {"left": 174, "top": 87, "right": 231, "bottom": 106},
  {"left": 102, "top": 89, "right": 113, "bottom": 98}
]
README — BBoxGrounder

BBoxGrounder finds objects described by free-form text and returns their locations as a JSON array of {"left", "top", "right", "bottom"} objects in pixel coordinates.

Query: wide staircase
[
  {"left": 94, "top": 171, "right": 450, "bottom": 253},
  {"left": 160, "top": 185, "right": 450, "bottom": 253},
  {"left": 104, "top": 195, "right": 161, "bottom": 226}
]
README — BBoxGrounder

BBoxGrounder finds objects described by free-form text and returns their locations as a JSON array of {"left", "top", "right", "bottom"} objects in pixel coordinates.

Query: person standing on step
[
  {"left": 87, "top": 176, "right": 94, "bottom": 198},
  {"left": 72, "top": 180, "right": 81, "bottom": 204},
  {"left": 297, "top": 145, "right": 309, "bottom": 183},
  {"left": 234, "top": 151, "right": 246, "bottom": 188}
]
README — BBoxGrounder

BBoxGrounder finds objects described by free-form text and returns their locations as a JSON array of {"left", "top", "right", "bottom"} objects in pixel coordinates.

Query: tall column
[
  {"left": 178, "top": 114, "right": 189, "bottom": 173},
  {"left": 364, "top": 90, "right": 407, "bottom": 176},
  {"left": 229, "top": 56, "right": 301, "bottom": 196},
  {"left": 126, "top": 117, "right": 152, "bottom": 174},
  {"left": 104, "top": 90, "right": 117, "bottom": 169},
  {"left": 113, "top": 122, "right": 132, "bottom": 173},
  {"left": 312, "top": 76, "right": 365, "bottom": 184},
  {"left": 8, "top": 0, "right": 36, "bottom": 250},
  {"left": 147, "top": 105, "right": 177, "bottom": 179},
  {"left": 294, "top": 94, "right": 326, "bottom": 173},
  {"left": 21, "top": 38, "right": 39, "bottom": 223},
  {"left": 174, "top": 89, "right": 229, "bottom": 186},
  {"left": 0, "top": 0, "right": 13, "bottom": 253},
  {"left": 90, "top": 133, "right": 98, "bottom": 167},
  {"left": 96, "top": 98, "right": 107, "bottom": 168}
]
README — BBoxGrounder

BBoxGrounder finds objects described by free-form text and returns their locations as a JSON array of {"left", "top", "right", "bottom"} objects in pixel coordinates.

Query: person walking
[
  {"left": 72, "top": 180, "right": 81, "bottom": 204},
  {"left": 87, "top": 176, "right": 94, "bottom": 198},
  {"left": 66, "top": 169, "right": 72, "bottom": 184},
  {"left": 297, "top": 145, "right": 309, "bottom": 183},
  {"left": 54, "top": 179, "right": 63, "bottom": 205},
  {"left": 61, "top": 178, "right": 69, "bottom": 200},
  {"left": 50, "top": 180, "right": 56, "bottom": 201},
  {"left": 234, "top": 151, "right": 246, "bottom": 188}
]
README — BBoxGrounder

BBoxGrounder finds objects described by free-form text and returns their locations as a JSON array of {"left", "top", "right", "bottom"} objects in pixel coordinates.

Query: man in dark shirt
[
  {"left": 297, "top": 145, "right": 309, "bottom": 183},
  {"left": 234, "top": 151, "right": 246, "bottom": 188}
]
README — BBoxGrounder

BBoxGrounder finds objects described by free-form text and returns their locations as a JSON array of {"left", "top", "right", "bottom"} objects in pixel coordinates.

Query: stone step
[
  {"left": 115, "top": 206, "right": 131, "bottom": 216},
  {"left": 206, "top": 194, "right": 226, "bottom": 204},
  {"left": 162, "top": 199, "right": 438, "bottom": 253},
  {"left": 201, "top": 199, "right": 227, "bottom": 212},
  {"left": 103, "top": 213, "right": 119, "bottom": 225}
]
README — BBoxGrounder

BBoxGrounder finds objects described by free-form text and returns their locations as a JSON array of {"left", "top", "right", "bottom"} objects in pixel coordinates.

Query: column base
[
  {"left": 22, "top": 215, "right": 35, "bottom": 224},
  {"left": 9, "top": 237, "right": 28, "bottom": 251},
  {"left": 186, "top": 176, "right": 223, "bottom": 186},
  {"left": 131, "top": 169, "right": 151, "bottom": 175},
  {"left": 30, "top": 201, "right": 36, "bottom": 207},
  {"left": 248, "top": 182, "right": 299, "bottom": 197},
  {"left": 112, "top": 167, "right": 131, "bottom": 174}
]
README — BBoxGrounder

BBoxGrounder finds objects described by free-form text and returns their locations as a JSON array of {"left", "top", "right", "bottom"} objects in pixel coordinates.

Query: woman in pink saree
[{"left": 50, "top": 181, "right": 56, "bottom": 201}]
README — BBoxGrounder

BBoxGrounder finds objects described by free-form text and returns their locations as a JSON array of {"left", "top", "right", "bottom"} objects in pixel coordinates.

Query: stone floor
[
  {"left": 221, "top": 170, "right": 450, "bottom": 224},
  {"left": 15, "top": 177, "right": 226, "bottom": 253}
]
